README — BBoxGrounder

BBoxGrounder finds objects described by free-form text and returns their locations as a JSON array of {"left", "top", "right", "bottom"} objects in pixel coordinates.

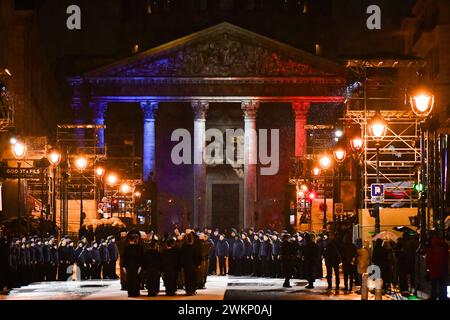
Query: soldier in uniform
[
  {"left": 303, "top": 233, "right": 320, "bottom": 289},
  {"left": 161, "top": 238, "right": 180, "bottom": 296},
  {"left": 90, "top": 241, "right": 101, "bottom": 279},
  {"left": 281, "top": 234, "right": 296, "bottom": 288},
  {"left": 49, "top": 239, "right": 59, "bottom": 281},
  {"left": 8, "top": 239, "right": 20, "bottom": 288},
  {"left": 271, "top": 233, "right": 282, "bottom": 278},
  {"left": 117, "top": 232, "right": 128, "bottom": 290},
  {"left": 242, "top": 233, "right": 252, "bottom": 275},
  {"left": 43, "top": 239, "right": 51, "bottom": 281},
  {"left": 57, "top": 239, "right": 68, "bottom": 281},
  {"left": 107, "top": 236, "right": 119, "bottom": 279},
  {"left": 227, "top": 229, "right": 237, "bottom": 275},
  {"left": 232, "top": 233, "right": 244, "bottom": 276},
  {"left": 122, "top": 232, "right": 144, "bottom": 297},
  {"left": 208, "top": 229, "right": 219, "bottom": 275},
  {"left": 99, "top": 239, "right": 110, "bottom": 279},
  {"left": 215, "top": 234, "right": 229, "bottom": 276},
  {"left": 143, "top": 240, "right": 162, "bottom": 296},
  {"left": 35, "top": 238, "right": 45, "bottom": 282},
  {"left": 197, "top": 233, "right": 212, "bottom": 289},
  {"left": 259, "top": 234, "right": 272, "bottom": 277},
  {"left": 251, "top": 233, "right": 261, "bottom": 276}
]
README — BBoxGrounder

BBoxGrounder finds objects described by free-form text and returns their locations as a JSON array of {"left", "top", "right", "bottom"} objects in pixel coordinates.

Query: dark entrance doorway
[{"left": 211, "top": 184, "right": 239, "bottom": 231}]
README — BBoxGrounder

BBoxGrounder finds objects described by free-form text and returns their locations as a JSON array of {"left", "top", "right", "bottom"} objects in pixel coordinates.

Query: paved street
[{"left": 0, "top": 276, "right": 391, "bottom": 300}]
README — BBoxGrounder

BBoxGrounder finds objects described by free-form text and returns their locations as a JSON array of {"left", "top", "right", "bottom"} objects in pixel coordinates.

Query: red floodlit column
[{"left": 292, "top": 101, "right": 310, "bottom": 171}]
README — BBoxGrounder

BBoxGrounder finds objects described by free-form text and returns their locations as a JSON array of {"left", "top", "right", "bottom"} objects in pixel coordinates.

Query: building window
[{"left": 132, "top": 44, "right": 139, "bottom": 54}]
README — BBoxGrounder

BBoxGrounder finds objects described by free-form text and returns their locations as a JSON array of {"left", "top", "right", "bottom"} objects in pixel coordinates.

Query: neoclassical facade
[{"left": 68, "top": 23, "right": 348, "bottom": 231}]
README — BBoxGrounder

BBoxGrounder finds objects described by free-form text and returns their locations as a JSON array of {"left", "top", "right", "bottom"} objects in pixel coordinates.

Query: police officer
[
  {"left": 57, "top": 239, "right": 68, "bottom": 281},
  {"left": 43, "top": 238, "right": 51, "bottom": 281}
]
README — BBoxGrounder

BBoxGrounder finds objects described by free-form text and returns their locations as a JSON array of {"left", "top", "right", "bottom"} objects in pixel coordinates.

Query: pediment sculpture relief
[{"left": 110, "top": 33, "right": 331, "bottom": 77}]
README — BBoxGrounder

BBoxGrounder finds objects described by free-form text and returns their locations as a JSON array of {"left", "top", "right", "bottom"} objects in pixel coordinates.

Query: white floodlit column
[
  {"left": 192, "top": 100, "right": 209, "bottom": 228},
  {"left": 242, "top": 100, "right": 259, "bottom": 229}
]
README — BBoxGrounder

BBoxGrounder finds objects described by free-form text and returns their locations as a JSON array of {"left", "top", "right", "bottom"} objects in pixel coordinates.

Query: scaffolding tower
[
  {"left": 56, "top": 124, "right": 106, "bottom": 234},
  {"left": 343, "top": 59, "right": 423, "bottom": 210}
]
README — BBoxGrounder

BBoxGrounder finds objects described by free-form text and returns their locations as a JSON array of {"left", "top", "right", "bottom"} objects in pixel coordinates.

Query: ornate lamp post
[
  {"left": 350, "top": 136, "right": 364, "bottom": 215},
  {"left": 369, "top": 112, "right": 388, "bottom": 234},
  {"left": 47, "top": 150, "right": 61, "bottom": 227},
  {"left": 333, "top": 147, "right": 346, "bottom": 205},
  {"left": 95, "top": 166, "right": 105, "bottom": 212},
  {"left": 11, "top": 140, "right": 27, "bottom": 227},
  {"left": 319, "top": 155, "right": 332, "bottom": 230},
  {"left": 120, "top": 182, "right": 131, "bottom": 217},
  {"left": 106, "top": 173, "right": 118, "bottom": 217},
  {"left": 410, "top": 87, "right": 434, "bottom": 252},
  {"left": 75, "top": 156, "right": 88, "bottom": 231}
]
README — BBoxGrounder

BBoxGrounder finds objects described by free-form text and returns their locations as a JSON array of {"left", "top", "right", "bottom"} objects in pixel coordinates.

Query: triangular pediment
[{"left": 85, "top": 22, "right": 347, "bottom": 78}]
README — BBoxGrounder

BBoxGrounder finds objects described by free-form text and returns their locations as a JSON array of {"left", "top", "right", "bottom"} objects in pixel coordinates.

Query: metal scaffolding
[
  {"left": 56, "top": 124, "right": 106, "bottom": 234},
  {"left": 343, "top": 59, "right": 423, "bottom": 209}
]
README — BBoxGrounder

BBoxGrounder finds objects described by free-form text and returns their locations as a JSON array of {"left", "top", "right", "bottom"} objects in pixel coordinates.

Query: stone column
[
  {"left": 91, "top": 100, "right": 108, "bottom": 150},
  {"left": 292, "top": 101, "right": 310, "bottom": 173},
  {"left": 68, "top": 77, "right": 85, "bottom": 146},
  {"left": 192, "top": 100, "right": 209, "bottom": 228},
  {"left": 140, "top": 101, "right": 158, "bottom": 182},
  {"left": 242, "top": 100, "right": 259, "bottom": 229}
]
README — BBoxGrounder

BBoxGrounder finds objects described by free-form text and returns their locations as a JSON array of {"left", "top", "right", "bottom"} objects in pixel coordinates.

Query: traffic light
[
  {"left": 111, "top": 198, "right": 118, "bottom": 212},
  {"left": 413, "top": 183, "right": 424, "bottom": 193}
]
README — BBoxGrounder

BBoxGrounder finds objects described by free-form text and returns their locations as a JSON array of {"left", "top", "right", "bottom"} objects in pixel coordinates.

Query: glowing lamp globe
[
  {"left": 369, "top": 112, "right": 387, "bottom": 141},
  {"left": 319, "top": 155, "right": 332, "bottom": 170},
  {"left": 75, "top": 156, "right": 88, "bottom": 171},
  {"left": 351, "top": 137, "right": 363, "bottom": 152},
  {"left": 12, "top": 141, "right": 27, "bottom": 160},
  {"left": 48, "top": 151, "right": 62, "bottom": 166},
  {"left": 410, "top": 89, "right": 434, "bottom": 117},
  {"left": 333, "top": 148, "right": 346, "bottom": 163}
]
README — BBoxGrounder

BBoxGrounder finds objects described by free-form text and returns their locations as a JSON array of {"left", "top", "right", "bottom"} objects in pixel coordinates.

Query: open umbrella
[
  {"left": 393, "top": 226, "right": 417, "bottom": 235},
  {"left": 372, "top": 230, "right": 399, "bottom": 242}
]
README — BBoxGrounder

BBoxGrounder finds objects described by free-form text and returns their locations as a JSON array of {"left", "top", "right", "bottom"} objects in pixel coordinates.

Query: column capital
[
  {"left": 292, "top": 101, "right": 310, "bottom": 119},
  {"left": 241, "top": 100, "right": 260, "bottom": 119},
  {"left": 91, "top": 100, "right": 108, "bottom": 118},
  {"left": 192, "top": 100, "right": 209, "bottom": 120},
  {"left": 141, "top": 101, "right": 159, "bottom": 119}
]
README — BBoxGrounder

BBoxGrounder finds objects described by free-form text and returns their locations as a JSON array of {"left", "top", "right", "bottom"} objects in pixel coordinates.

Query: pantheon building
[{"left": 68, "top": 23, "right": 348, "bottom": 232}]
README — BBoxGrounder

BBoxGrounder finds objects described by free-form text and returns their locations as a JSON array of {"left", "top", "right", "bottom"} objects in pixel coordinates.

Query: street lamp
[
  {"left": 319, "top": 154, "right": 332, "bottom": 229},
  {"left": 350, "top": 137, "right": 363, "bottom": 152},
  {"left": 410, "top": 88, "right": 434, "bottom": 118},
  {"left": 410, "top": 88, "right": 435, "bottom": 252},
  {"left": 47, "top": 150, "right": 61, "bottom": 226},
  {"left": 333, "top": 147, "right": 346, "bottom": 210},
  {"left": 95, "top": 167, "right": 105, "bottom": 208},
  {"left": 106, "top": 173, "right": 118, "bottom": 217},
  {"left": 11, "top": 140, "right": 27, "bottom": 226},
  {"left": 369, "top": 112, "right": 387, "bottom": 234},
  {"left": 350, "top": 136, "right": 364, "bottom": 214},
  {"left": 75, "top": 156, "right": 88, "bottom": 231}
]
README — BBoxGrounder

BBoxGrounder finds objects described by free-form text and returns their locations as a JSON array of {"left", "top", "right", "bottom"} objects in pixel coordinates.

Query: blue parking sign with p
[{"left": 371, "top": 184, "right": 384, "bottom": 203}]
